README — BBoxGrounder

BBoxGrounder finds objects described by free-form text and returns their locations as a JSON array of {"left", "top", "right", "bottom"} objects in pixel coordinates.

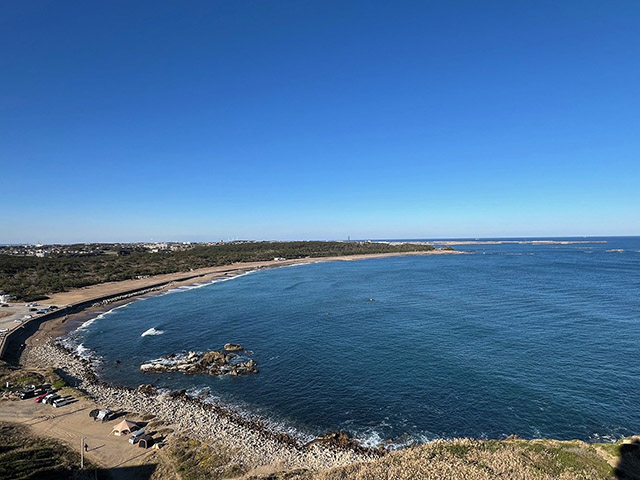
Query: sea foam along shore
[{"left": 26, "top": 340, "right": 376, "bottom": 471}]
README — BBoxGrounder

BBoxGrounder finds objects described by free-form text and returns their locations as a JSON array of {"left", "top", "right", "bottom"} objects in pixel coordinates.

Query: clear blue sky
[{"left": 1, "top": 1, "right": 638, "bottom": 243}]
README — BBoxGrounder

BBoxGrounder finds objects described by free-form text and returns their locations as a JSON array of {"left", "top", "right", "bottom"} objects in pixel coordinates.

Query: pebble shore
[{"left": 26, "top": 341, "right": 374, "bottom": 471}]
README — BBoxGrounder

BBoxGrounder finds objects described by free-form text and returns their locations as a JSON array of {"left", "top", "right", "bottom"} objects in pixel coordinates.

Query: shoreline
[
  {"left": 5, "top": 250, "right": 460, "bottom": 469},
  {"left": 4, "top": 248, "right": 637, "bottom": 477},
  {"left": 26, "top": 339, "right": 379, "bottom": 471},
  {"left": 12, "top": 249, "right": 462, "bottom": 362}
]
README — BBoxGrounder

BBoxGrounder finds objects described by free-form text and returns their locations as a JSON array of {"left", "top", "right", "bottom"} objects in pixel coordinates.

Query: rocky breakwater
[{"left": 140, "top": 344, "right": 258, "bottom": 377}]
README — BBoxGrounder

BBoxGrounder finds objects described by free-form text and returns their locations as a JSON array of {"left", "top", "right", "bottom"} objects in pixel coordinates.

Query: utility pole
[{"left": 80, "top": 436, "right": 85, "bottom": 469}]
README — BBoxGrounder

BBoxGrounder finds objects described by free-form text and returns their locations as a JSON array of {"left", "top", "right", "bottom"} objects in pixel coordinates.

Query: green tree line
[{"left": 0, "top": 242, "right": 435, "bottom": 301}]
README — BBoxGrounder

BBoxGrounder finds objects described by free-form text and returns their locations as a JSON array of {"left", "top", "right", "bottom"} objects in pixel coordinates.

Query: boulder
[
  {"left": 135, "top": 384, "right": 157, "bottom": 396},
  {"left": 140, "top": 348, "right": 257, "bottom": 377},
  {"left": 224, "top": 343, "right": 244, "bottom": 352},
  {"left": 200, "top": 351, "right": 229, "bottom": 367}
]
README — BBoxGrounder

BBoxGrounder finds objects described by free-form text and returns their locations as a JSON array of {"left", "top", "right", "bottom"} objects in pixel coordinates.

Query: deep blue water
[{"left": 72, "top": 237, "right": 640, "bottom": 446}]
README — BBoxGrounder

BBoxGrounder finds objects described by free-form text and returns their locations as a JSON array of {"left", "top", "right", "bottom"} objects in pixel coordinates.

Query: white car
[
  {"left": 53, "top": 397, "right": 71, "bottom": 408},
  {"left": 129, "top": 429, "right": 146, "bottom": 444},
  {"left": 42, "top": 393, "right": 59, "bottom": 404}
]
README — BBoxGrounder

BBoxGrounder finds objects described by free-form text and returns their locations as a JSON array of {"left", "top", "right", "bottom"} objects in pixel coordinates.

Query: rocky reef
[{"left": 140, "top": 348, "right": 258, "bottom": 376}]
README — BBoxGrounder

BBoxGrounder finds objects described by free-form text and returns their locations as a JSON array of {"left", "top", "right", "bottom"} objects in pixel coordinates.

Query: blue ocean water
[{"left": 72, "top": 237, "right": 640, "bottom": 446}]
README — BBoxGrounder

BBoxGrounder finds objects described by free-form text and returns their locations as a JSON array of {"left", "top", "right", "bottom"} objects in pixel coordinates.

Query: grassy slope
[
  {"left": 0, "top": 422, "right": 95, "bottom": 480},
  {"left": 246, "top": 437, "right": 640, "bottom": 480},
  {"left": 167, "top": 436, "right": 246, "bottom": 480}
]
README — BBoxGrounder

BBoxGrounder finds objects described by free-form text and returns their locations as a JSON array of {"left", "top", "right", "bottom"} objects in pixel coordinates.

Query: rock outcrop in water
[
  {"left": 224, "top": 343, "right": 244, "bottom": 352},
  {"left": 140, "top": 348, "right": 258, "bottom": 376}
]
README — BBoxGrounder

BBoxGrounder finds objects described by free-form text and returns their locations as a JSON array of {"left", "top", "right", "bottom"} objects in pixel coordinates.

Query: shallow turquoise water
[{"left": 72, "top": 237, "right": 640, "bottom": 446}]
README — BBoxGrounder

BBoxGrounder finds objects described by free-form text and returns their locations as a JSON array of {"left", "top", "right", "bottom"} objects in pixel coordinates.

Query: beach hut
[{"left": 111, "top": 419, "right": 138, "bottom": 436}]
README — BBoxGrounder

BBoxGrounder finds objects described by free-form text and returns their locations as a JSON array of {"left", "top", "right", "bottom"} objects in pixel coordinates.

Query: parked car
[
  {"left": 42, "top": 393, "right": 60, "bottom": 405},
  {"left": 53, "top": 397, "right": 71, "bottom": 408},
  {"left": 34, "top": 393, "right": 49, "bottom": 403},
  {"left": 129, "top": 429, "right": 146, "bottom": 444},
  {"left": 33, "top": 386, "right": 49, "bottom": 396},
  {"left": 20, "top": 390, "right": 36, "bottom": 400}
]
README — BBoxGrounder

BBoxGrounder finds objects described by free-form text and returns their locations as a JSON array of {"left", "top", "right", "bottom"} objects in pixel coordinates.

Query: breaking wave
[{"left": 141, "top": 327, "right": 164, "bottom": 337}]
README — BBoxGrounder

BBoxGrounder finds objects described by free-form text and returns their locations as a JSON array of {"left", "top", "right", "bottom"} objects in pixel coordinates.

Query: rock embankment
[
  {"left": 26, "top": 341, "right": 374, "bottom": 471},
  {"left": 90, "top": 285, "right": 166, "bottom": 308},
  {"left": 140, "top": 348, "right": 258, "bottom": 376}
]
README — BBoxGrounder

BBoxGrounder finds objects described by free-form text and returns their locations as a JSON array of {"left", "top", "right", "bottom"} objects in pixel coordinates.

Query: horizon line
[{"left": 2, "top": 234, "right": 639, "bottom": 247}]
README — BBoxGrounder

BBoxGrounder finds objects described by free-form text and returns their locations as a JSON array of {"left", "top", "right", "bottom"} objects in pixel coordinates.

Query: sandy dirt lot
[
  {"left": 0, "top": 394, "right": 162, "bottom": 477},
  {"left": 0, "top": 304, "right": 59, "bottom": 333}
]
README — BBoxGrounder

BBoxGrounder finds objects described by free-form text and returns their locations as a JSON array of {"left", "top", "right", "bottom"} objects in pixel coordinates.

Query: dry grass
[
  {"left": 168, "top": 435, "right": 246, "bottom": 480},
  {"left": 249, "top": 438, "right": 618, "bottom": 480},
  {"left": 0, "top": 422, "right": 95, "bottom": 480}
]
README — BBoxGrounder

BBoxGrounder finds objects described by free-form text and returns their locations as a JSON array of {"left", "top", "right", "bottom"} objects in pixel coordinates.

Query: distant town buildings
[{"left": 0, "top": 241, "right": 250, "bottom": 258}]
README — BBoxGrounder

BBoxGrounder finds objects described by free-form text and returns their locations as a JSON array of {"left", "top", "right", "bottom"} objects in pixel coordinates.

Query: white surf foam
[
  {"left": 141, "top": 327, "right": 164, "bottom": 337},
  {"left": 157, "top": 270, "right": 256, "bottom": 298},
  {"left": 77, "top": 302, "right": 133, "bottom": 331}
]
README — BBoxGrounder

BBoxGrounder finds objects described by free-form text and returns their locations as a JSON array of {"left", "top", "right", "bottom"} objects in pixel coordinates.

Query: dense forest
[{"left": 0, "top": 241, "right": 435, "bottom": 301}]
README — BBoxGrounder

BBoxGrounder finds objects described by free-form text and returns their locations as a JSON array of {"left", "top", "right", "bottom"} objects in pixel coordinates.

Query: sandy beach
[{"left": 41, "top": 249, "right": 461, "bottom": 306}]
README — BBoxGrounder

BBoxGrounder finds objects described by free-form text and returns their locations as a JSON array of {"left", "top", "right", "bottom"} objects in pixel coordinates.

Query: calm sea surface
[{"left": 71, "top": 237, "right": 640, "bottom": 446}]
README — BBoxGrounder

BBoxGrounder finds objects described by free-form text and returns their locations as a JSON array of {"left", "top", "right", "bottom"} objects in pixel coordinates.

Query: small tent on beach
[
  {"left": 111, "top": 419, "right": 138, "bottom": 436},
  {"left": 137, "top": 434, "right": 154, "bottom": 449}
]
